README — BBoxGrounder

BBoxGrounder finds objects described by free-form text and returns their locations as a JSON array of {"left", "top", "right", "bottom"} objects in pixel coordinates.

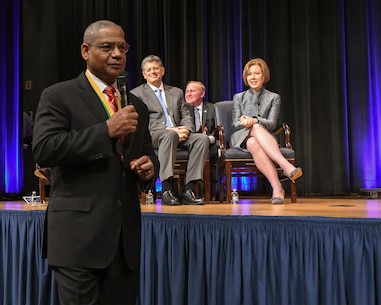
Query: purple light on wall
[
  {"left": 362, "top": 2, "right": 381, "bottom": 189},
  {"left": 232, "top": 176, "right": 257, "bottom": 192},
  {"left": 0, "top": 0, "right": 22, "bottom": 194},
  {"left": 363, "top": 55, "right": 381, "bottom": 188}
]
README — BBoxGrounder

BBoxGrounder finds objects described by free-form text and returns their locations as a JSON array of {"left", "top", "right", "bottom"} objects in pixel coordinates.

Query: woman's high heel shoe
[
  {"left": 271, "top": 189, "right": 285, "bottom": 204},
  {"left": 285, "top": 167, "right": 303, "bottom": 183},
  {"left": 271, "top": 197, "right": 284, "bottom": 204}
]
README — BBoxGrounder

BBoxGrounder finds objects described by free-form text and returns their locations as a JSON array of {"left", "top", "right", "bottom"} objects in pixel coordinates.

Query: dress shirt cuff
[{"left": 208, "top": 135, "right": 215, "bottom": 144}]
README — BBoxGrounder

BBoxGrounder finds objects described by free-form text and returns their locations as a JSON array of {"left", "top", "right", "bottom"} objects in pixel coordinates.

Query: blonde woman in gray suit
[{"left": 230, "top": 58, "right": 302, "bottom": 204}]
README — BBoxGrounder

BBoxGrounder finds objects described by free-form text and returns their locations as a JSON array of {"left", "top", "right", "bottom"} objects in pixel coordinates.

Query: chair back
[{"left": 214, "top": 100, "right": 234, "bottom": 147}]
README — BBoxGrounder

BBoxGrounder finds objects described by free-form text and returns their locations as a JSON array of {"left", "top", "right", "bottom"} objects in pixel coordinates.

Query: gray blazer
[
  {"left": 131, "top": 83, "right": 194, "bottom": 133},
  {"left": 230, "top": 88, "right": 281, "bottom": 148}
]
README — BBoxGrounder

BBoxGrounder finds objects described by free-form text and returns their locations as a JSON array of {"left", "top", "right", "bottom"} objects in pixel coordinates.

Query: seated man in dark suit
[
  {"left": 184, "top": 81, "right": 217, "bottom": 161},
  {"left": 185, "top": 81, "right": 219, "bottom": 199},
  {"left": 131, "top": 55, "right": 210, "bottom": 205}
]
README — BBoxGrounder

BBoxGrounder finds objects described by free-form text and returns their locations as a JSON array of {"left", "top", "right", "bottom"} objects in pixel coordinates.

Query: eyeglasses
[
  {"left": 88, "top": 42, "right": 130, "bottom": 54},
  {"left": 144, "top": 66, "right": 162, "bottom": 73}
]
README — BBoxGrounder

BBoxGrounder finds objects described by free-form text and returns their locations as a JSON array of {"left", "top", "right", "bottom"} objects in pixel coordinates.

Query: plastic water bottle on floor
[
  {"left": 31, "top": 191, "right": 36, "bottom": 203},
  {"left": 146, "top": 190, "right": 154, "bottom": 205},
  {"left": 231, "top": 189, "right": 239, "bottom": 204}
]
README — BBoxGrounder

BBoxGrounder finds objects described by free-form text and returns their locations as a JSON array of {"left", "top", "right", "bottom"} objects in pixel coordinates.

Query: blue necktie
[
  {"left": 155, "top": 89, "right": 172, "bottom": 127},
  {"left": 194, "top": 107, "right": 201, "bottom": 132}
]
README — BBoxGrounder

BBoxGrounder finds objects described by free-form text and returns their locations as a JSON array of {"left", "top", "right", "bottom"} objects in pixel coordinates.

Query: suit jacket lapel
[
  {"left": 144, "top": 84, "right": 162, "bottom": 112},
  {"left": 78, "top": 72, "right": 109, "bottom": 122},
  {"left": 258, "top": 90, "right": 270, "bottom": 118},
  {"left": 202, "top": 103, "right": 208, "bottom": 125},
  {"left": 78, "top": 72, "right": 132, "bottom": 167},
  {"left": 162, "top": 85, "right": 176, "bottom": 124},
  {"left": 162, "top": 85, "right": 171, "bottom": 113}
]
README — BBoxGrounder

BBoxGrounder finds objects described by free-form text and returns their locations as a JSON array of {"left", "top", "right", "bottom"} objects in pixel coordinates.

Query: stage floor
[{"left": 1, "top": 195, "right": 381, "bottom": 218}]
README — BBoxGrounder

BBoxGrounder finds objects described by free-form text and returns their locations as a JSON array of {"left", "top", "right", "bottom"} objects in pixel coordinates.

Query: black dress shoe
[
  {"left": 161, "top": 190, "right": 180, "bottom": 206},
  {"left": 180, "top": 190, "right": 204, "bottom": 205}
]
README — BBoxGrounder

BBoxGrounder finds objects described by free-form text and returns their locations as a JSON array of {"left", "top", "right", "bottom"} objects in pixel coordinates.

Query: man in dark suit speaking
[{"left": 32, "top": 20, "right": 159, "bottom": 305}]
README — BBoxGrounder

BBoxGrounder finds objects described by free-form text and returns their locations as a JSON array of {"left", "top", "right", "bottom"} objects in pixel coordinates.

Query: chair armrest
[
  {"left": 213, "top": 125, "right": 226, "bottom": 155},
  {"left": 273, "top": 123, "right": 292, "bottom": 149}
]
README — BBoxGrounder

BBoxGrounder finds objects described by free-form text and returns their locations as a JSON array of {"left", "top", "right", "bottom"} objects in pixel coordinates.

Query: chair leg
[
  {"left": 225, "top": 160, "right": 232, "bottom": 203},
  {"left": 175, "top": 176, "right": 182, "bottom": 196},
  {"left": 141, "top": 191, "right": 146, "bottom": 204},
  {"left": 39, "top": 179, "right": 46, "bottom": 203},
  {"left": 218, "top": 161, "right": 225, "bottom": 202},
  {"left": 290, "top": 180, "right": 297, "bottom": 203},
  {"left": 210, "top": 163, "right": 218, "bottom": 201},
  {"left": 203, "top": 160, "right": 211, "bottom": 202},
  {"left": 287, "top": 160, "right": 297, "bottom": 203}
]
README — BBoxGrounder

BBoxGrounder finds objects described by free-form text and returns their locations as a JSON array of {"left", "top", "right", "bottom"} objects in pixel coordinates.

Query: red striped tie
[{"left": 104, "top": 86, "right": 118, "bottom": 113}]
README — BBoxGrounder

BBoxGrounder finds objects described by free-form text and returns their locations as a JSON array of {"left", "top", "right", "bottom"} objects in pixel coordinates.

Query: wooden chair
[
  {"left": 214, "top": 100, "right": 298, "bottom": 203},
  {"left": 34, "top": 164, "right": 50, "bottom": 203}
]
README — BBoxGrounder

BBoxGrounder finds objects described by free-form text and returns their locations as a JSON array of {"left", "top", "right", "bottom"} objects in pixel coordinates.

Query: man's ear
[{"left": 81, "top": 43, "right": 90, "bottom": 61}]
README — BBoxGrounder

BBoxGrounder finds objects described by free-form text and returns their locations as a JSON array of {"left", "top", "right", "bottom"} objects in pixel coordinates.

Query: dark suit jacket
[
  {"left": 185, "top": 101, "right": 216, "bottom": 135},
  {"left": 185, "top": 101, "right": 218, "bottom": 163},
  {"left": 32, "top": 72, "right": 158, "bottom": 270}
]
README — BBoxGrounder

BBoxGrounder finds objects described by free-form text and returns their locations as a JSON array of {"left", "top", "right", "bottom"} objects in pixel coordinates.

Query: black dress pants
[{"left": 52, "top": 239, "right": 139, "bottom": 305}]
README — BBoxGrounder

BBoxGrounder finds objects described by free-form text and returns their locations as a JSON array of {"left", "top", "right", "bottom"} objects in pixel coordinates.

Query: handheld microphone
[
  {"left": 117, "top": 71, "right": 130, "bottom": 107},
  {"left": 116, "top": 71, "right": 132, "bottom": 161}
]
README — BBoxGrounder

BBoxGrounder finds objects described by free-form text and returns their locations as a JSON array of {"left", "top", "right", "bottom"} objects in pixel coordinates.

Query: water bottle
[
  {"left": 231, "top": 189, "right": 239, "bottom": 204},
  {"left": 146, "top": 190, "right": 154, "bottom": 205},
  {"left": 31, "top": 191, "right": 37, "bottom": 204}
]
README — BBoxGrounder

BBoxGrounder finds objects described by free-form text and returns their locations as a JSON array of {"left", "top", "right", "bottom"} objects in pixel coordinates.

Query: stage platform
[
  {"left": 141, "top": 195, "right": 381, "bottom": 218},
  {"left": 1, "top": 196, "right": 381, "bottom": 305},
  {"left": 2, "top": 194, "right": 381, "bottom": 218}
]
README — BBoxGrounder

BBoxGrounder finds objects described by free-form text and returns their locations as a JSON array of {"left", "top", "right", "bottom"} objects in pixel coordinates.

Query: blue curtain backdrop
[
  {"left": 0, "top": 0, "right": 23, "bottom": 195},
  {"left": 1, "top": 0, "right": 381, "bottom": 196},
  {"left": 344, "top": 0, "right": 381, "bottom": 190}
]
